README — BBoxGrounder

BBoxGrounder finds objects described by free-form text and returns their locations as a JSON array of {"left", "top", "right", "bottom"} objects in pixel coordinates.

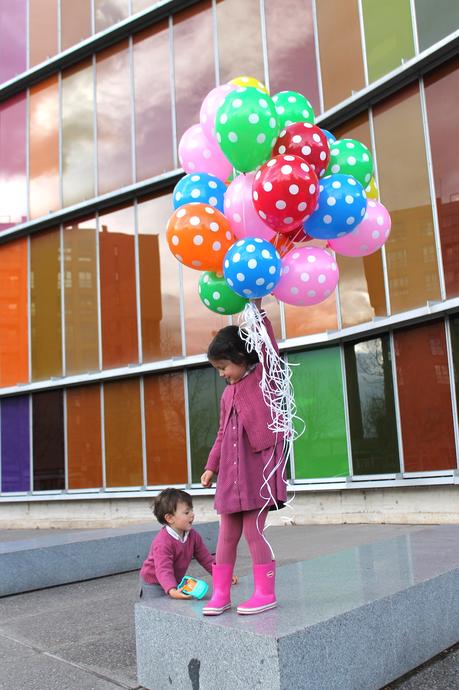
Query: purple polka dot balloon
[{"left": 272, "top": 246, "right": 339, "bottom": 306}]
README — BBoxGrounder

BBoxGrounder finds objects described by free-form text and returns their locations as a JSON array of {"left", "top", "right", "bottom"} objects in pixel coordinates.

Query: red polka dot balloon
[
  {"left": 273, "top": 122, "right": 330, "bottom": 178},
  {"left": 252, "top": 154, "right": 319, "bottom": 233}
]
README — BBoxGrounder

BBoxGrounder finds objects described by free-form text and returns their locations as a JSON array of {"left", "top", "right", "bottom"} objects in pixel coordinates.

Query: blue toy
[{"left": 177, "top": 575, "right": 209, "bottom": 599}]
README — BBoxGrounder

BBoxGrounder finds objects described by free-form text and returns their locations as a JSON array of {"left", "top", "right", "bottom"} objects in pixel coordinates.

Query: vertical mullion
[
  {"left": 26, "top": 88, "right": 30, "bottom": 221},
  {"left": 29, "top": 394, "right": 33, "bottom": 492},
  {"left": 168, "top": 14, "right": 178, "bottom": 169},
  {"left": 311, "top": 0, "right": 324, "bottom": 114},
  {"left": 95, "top": 211, "right": 103, "bottom": 371},
  {"left": 134, "top": 200, "right": 143, "bottom": 364},
  {"left": 27, "top": 235, "right": 32, "bottom": 383},
  {"left": 444, "top": 317, "right": 459, "bottom": 469},
  {"left": 92, "top": 53, "right": 99, "bottom": 197},
  {"left": 63, "top": 388, "right": 68, "bottom": 490},
  {"left": 183, "top": 369, "right": 192, "bottom": 487},
  {"left": 100, "top": 382, "right": 106, "bottom": 489},
  {"left": 140, "top": 376, "right": 148, "bottom": 487},
  {"left": 389, "top": 330, "right": 405, "bottom": 474},
  {"left": 211, "top": 0, "right": 220, "bottom": 86},
  {"left": 128, "top": 34, "right": 137, "bottom": 184},
  {"left": 284, "top": 352, "right": 296, "bottom": 483},
  {"left": 259, "top": 0, "right": 270, "bottom": 93},
  {"left": 179, "top": 262, "right": 186, "bottom": 357},
  {"left": 339, "top": 344, "right": 354, "bottom": 477},
  {"left": 90, "top": 0, "right": 95, "bottom": 35},
  {"left": 333, "top": 248, "right": 343, "bottom": 330},
  {"left": 60, "top": 223, "right": 66, "bottom": 376},
  {"left": 357, "top": 0, "right": 369, "bottom": 87},
  {"left": 58, "top": 70, "right": 63, "bottom": 209},
  {"left": 409, "top": 0, "right": 420, "bottom": 54}
]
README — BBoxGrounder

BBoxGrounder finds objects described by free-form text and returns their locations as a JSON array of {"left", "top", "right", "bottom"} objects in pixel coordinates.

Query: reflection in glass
[
  {"left": 415, "top": 0, "right": 459, "bottom": 51},
  {"left": 1, "top": 396, "right": 30, "bottom": 492},
  {"left": 0, "top": 0, "right": 26, "bottom": 82},
  {"left": 183, "top": 263, "right": 228, "bottom": 356},
  {"left": 95, "top": 0, "right": 129, "bottom": 32},
  {"left": 62, "top": 60, "right": 95, "bottom": 207},
  {"left": 0, "top": 95, "right": 27, "bottom": 230},
  {"left": 0, "top": 239, "right": 28, "bottom": 387},
  {"left": 61, "top": 0, "right": 92, "bottom": 51},
  {"left": 188, "top": 366, "right": 225, "bottom": 482},
  {"left": 373, "top": 84, "right": 440, "bottom": 313},
  {"left": 67, "top": 385, "right": 103, "bottom": 489},
  {"left": 394, "top": 320, "right": 456, "bottom": 471},
  {"left": 29, "top": 0, "right": 58, "bottom": 67},
  {"left": 290, "top": 347, "right": 348, "bottom": 479},
  {"left": 104, "top": 378, "right": 143, "bottom": 487},
  {"left": 217, "top": 0, "right": 264, "bottom": 86},
  {"left": 345, "top": 336, "right": 399, "bottom": 474},
  {"left": 33, "top": 390, "right": 65, "bottom": 490},
  {"left": 99, "top": 205, "right": 138, "bottom": 368}
]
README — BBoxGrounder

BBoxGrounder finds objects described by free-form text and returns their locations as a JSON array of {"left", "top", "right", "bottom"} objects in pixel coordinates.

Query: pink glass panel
[
  {"left": 0, "top": 95, "right": 27, "bottom": 231},
  {"left": 95, "top": 0, "right": 129, "bottom": 32},
  {"left": 216, "top": 0, "right": 264, "bottom": 86},
  {"left": 29, "top": 0, "right": 58, "bottom": 67},
  {"left": 0, "top": 0, "right": 26, "bottom": 82}
]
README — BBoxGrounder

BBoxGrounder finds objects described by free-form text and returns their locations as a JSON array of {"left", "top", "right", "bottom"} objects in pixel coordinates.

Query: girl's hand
[
  {"left": 168, "top": 588, "right": 190, "bottom": 599},
  {"left": 231, "top": 575, "right": 238, "bottom": 585},
  {"left": 201, "top": 470, "right": 215, "bottom": 488}
]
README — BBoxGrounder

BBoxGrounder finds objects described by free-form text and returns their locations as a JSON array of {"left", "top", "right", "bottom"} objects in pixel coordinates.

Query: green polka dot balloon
[
  {"left": 325, "top": 138, "right": 374, "bottom": 187},
  {"left": 198, "top": 271, "right": 248, "bottom": 315},
  {"left": 215, "top": 87, "right": 280, "bottom": 173},
  {"left": 272, "top": 90, "right": 315, "bottom": 129}
]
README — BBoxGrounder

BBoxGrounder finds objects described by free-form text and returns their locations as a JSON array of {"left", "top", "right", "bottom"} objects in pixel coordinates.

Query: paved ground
[{"left": 0, "top": 523, "right": 457, "bottom": 690}]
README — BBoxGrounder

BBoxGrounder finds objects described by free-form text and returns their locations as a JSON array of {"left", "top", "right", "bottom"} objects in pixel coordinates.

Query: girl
[{"left": 201, "top": 300, "right": 286, "bottom": 616}]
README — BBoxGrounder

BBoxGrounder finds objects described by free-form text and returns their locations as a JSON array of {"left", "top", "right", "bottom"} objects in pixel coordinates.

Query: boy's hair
[
  {"left": 207, "top": 325, "right": 259, "bottom": 366},
  {"left": 152, "top": 488, "right": 193, "bottom": 525}
]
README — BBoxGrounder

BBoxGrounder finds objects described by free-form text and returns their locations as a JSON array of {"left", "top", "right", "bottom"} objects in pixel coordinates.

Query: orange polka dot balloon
[{"left": 166, "top": 202, "right": 235, "bottom": 272}]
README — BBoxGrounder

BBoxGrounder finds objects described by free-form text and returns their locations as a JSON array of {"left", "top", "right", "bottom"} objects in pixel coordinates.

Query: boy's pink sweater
[{"left": 140, "top": 527, "right": 214, "bottom": 593}]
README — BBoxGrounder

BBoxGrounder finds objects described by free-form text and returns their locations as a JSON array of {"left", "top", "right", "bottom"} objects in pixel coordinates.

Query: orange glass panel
[
  {"left": 144, "top": 373, "right": 187, "bottom": 485},
  {"left": 0, "top": 239, "right": 28, "bottom": 387},
  {"left": 137, "top": 193, "right": 182, "bottom": 361},
  {"left": 96, "top": 41, "right": 133, "bottom": 195},
  {"left": 30, "top": 228, "right": 62, "bottom": 380},
  {"left": 394, "top": 320, "right": 456, "bottom": 471},
  {"left": 173, "top": 2, "right": 215, "bottom": 144},
  {"left": 95, "top": 0, "right": 129, "bottom": 32},
  {"left": 316, "top": 0, "right": 365, "bottom": 110},
  {"left": 29, "top": 76, "right": 60, "bottom": 219},
  {"left": 104, "top": 378, "right": 143, "bottom": 487},
  {"left": 99, "top": 205, "right": 138, "bottom": 368},
  {"left": 64, "top": 217, "right": 99, "bottom": 375},
  {"left": 133, "top": 22, "right": 174, "bottom": 180},
  {"left": 61, "top": 0, "right": 92, "bottom": 51},
  {"left": 334, "top": 113, "right": 387, "bottom": 326},
  {"left": 29, "top": 0, "right": 57, "bottom": 67},
  {"left": 373, "top": 84, "right": 440, "bottom": 313},
  {"left": 217, "top": 0, "right": 264, "bottom": 86},
  {"left": 67, "top": 385, "right": 103, "bottom": 489}
]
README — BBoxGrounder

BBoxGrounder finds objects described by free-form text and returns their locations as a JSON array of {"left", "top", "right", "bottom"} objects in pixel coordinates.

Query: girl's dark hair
[
  {"left": 152, "top": 488, "right": 193, "bottom": 525},
  {"left": 207, "top": 325, "right": 259, "bottom": 365}
]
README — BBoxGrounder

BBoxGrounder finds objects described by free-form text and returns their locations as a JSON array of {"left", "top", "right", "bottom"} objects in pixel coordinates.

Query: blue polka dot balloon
[
  {"left": 223, "top": 238, "right": 282, "bottom": 298},
  {"left": 320, "top": 129, "right": 336, "bottom": 146},
  {"left": 173, "top": 173, "right": 227, "bottom": 212},
  {"left": 304, "top": 174, "right": 367, "bottom": 240}
]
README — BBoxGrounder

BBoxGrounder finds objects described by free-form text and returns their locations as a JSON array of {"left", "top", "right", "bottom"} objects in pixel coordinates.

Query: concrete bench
[{"left": 135, "top": 526, "right": 459, "bottom": 690}]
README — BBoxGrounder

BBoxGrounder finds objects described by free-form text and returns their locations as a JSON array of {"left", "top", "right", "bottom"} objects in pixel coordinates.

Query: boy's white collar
[{"left": 166, "top": 525, "right": 189, "bottom": 543}]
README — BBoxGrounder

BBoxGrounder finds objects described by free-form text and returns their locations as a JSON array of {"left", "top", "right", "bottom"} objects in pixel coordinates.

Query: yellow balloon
[
  {"left": 230, "top": 75, "right": 269, "bottom": 94},
  {"left": 365, "top": 177, "right": 379, "bottom": 200}
]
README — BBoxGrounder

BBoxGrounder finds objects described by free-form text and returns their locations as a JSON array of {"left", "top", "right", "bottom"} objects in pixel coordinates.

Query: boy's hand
[
  {"left": 231, "top": 575, "right": 238, "bottom": 585},
  {"left": 168, "top": 588, "right": 190, "bottom": 599},
  {"left": 201, "top": 470, "right": 215, "bottom": 488}
]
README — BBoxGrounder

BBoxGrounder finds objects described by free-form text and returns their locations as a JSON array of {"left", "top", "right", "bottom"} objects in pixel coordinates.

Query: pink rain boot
[
  {"left": 237, "top": 561, "right": 277, "bottom": 615},
  {"left": 202, "top": 563, "right": 233, "bottom": 616}
]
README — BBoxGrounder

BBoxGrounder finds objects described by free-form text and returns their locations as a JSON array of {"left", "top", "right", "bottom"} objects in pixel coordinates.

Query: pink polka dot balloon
[
  {"left": 200, "top": 83, "right": 236, "bottom": 140},
  {"left": 224, "top": 172, "right": 275, "bottom": 241},
  {"left": 178, "top": 124, "right": 232, "bottom": 182},
  {"left": 328, "top": 200, "right": 391, "bottom": 257},
  {"left": 272, "top": 246, "right": 339, "bottom": 306}
]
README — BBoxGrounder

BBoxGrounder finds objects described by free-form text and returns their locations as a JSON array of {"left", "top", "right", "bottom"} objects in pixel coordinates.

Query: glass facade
[{"left": 1, "top": 0, "right": 458, "bottom": 498}]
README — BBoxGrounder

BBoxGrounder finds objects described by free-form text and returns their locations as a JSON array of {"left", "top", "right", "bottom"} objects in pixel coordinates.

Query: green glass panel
[
  {"left": 188, "top": 366, "right": 226, "bottom": 483},
  {"left": 362, "top": 0, "right": 415, "bottom": 82},
  {"left": 290, "top": 348, "right": 349, "bottom": 479},
  {"left": 415, "top": 0, "right": 459, "bottom": 51},
  {"left": 344, "top": 336, "right": 400, "bottom": 475}
]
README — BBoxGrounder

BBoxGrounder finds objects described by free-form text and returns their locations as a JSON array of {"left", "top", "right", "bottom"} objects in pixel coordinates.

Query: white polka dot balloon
[
  {"left": 328, "top": 200, "right": 391, "bottom": 257},
  {"left": 272, "top": 246, "right": 339, "bottom": 306},
  {"left": 223, "top": 238, "right": 282, "bottom": 298}
]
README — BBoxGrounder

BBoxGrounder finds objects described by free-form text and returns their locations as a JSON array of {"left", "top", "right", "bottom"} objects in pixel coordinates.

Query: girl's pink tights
[{"left": 215, "top": 508, "right": 272, "bottom": 566}]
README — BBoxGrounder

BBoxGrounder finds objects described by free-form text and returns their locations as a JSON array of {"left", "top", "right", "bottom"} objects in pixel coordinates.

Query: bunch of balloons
[{"left": 166, "top": 75, "right": 391, "bottom": 313}]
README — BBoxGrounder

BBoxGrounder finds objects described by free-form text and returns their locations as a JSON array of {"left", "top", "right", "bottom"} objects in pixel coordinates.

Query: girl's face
[{"left": 211, "top": 358, "right": 248, "bottom": 385}]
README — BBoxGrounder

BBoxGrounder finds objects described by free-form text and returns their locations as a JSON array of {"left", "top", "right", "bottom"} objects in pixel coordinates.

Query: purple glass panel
[
  {"left": 0, "top": 94, "right": 27, "bottom": 231},
  {"left": 1, "top": 396, "right": 30, "bottom": 492},
  {"left": 0, "top": 0, "right": 27, "bottom": 83}
]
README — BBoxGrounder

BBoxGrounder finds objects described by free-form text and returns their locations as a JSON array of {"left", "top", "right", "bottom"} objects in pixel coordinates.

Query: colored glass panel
[
  {"left": 315, "top": 0, "right": 365, "bottom": 110},
  {"left": 0, "top": 95, "right": 27, "bottom": 231},
  {"left": 95, "top": 0, "right": 129, "bottom": 32},
  {"left": 144, "top": 373, "right": 188, "bottom": 485},
  {"left": 415, "top": 0, "right": 459, "bottom": 51},
  {"left": 173, "top": 2, "right": 215, "bottom": 144},
  {"left": 217, "top": 0, "right": 264, "bottom": 86},
  {"left": 29, "top": 77, "right": 60, "bottom": 219},
  {"left": 96, "top": 42, "right": 132, "bottom": 195},
  {"left": 0, "top": 0, "right": 26, "bottom": 82},
  {"left": 188, "top": 366, "right": 225, "bottom": 483},
  {"left": 61, "top": 0, "right": 92, "bottom": 51},
  {"left": 99, "top": 205, "right": 138, "bottom": 369},
  {"left": 448, "top": 314, "right": 459, "bottom": 426},
  {"left": 132, "top": 0, "right": 153, "bottom": 11},
  {"left": 361, "top": 0, "right": 415, "bottom": 83},
  {"left": 137, "top": 193, "right": 182, "bottom": 361},
  {"left": 29, "top": 0, "right": 58, "bottom": 66},
  {"left": 264, "top": 0, "right": 319, "bottom": 112},
  {"left": 32, "top": 390, "right": 65, "bottom": 490},
  {"left": 67, "top": 385, "right": 103, "bottom": 489},
  {"left": 344, "top": 336, "right": 399, "bottom": 474},
  {"left": 0, "top": 239, "right": 28, "bottom": 387},
  {"left": 30, "top": 228, "right": 62, "bottom": 380},
  {"left": 133, "top": 22, "right": 174, "bottom": 180},
  {"left": 104, "top": 378, "right": 143, "bottom": 487},
  {"left": 1, "top": 396, "right": 29, "bottom": 492},
  {"left": 394, "top": 320, "right": 456, "bottom": 472},
  {"left": 290, "top": 347, "right": 349, "bottom": 479},
  {"left": 424, "top": 58, "right": 459, "bottom": 298},
  {"left": 63, "top": 217, "right": 99, "bottom": 375},
  {"left": 373, "top": 84, "right": 440, "bottom": 313},
  {"left": 62, "top": 60, "right": 95, "bottom": 207},
  {"left": 183, "top": 263, "right": 228, "bottom": 356}
]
